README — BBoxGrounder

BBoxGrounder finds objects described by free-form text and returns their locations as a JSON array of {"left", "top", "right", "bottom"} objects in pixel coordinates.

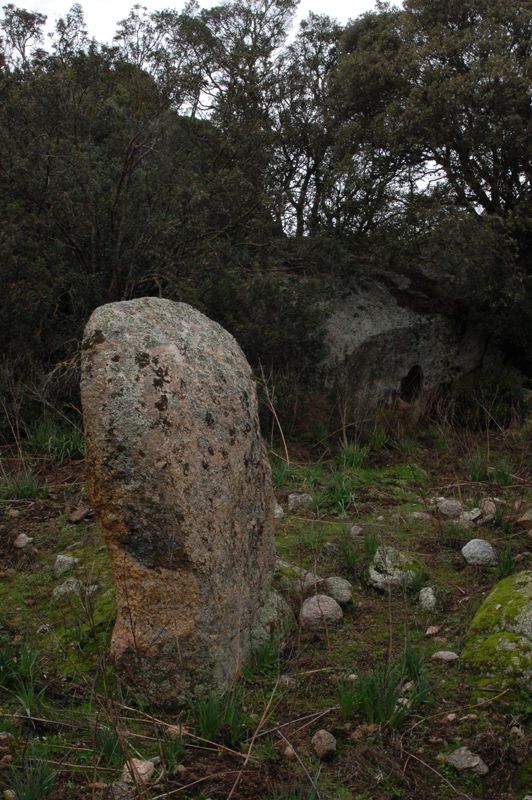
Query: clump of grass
[
  {"left": 1, "top": 644, "right": 45, "bottom": 721},
  {"left": 242, "top": 639, "right": 281, "bottom": 682},
  {"left": 25, "top": 420, "right": 84, "bottom": 464},
  {"left": 493, "top": 458, "right": 512, "bottom": 487},
  {"left": 335, "top": 442, "right": 368, "bottom": 470},
  {"left": 367, "top": 428, "right": 388, "bottom": 452},
  {"left": 467, "top": 448, "right": 488, "bottom": 482},
  {"left": 193, "top": 690, "right": 246, "bottom": 746},
  {"left": 10, "top": 755, "right": 56, "bottom": 800},
  {"left": 348, "top": 645, "right": 429, "bottom": 728},
  {"left": 338, "top": 680, "right": 358, "bottom": 720},
  {"left": 315, "top": 471, "right": 356, "bottom": 517},
  {"left": 362, "top": 529, "right": 379, "bottom": 563},
  {"left": 339, "top": 530, "right": 357, "bottom": 572},
  {"left": 297, "top": 464, "right": 323, "bottom": 489},
  {"left": 94, "top": 725, "right": 122, "bottom": 767},
  {"left": 0, "top": 471, "right": 47, "bottom": 500},
  {"left": 161, "top": 730, "right": 186, "bottom": 774},
  {"left": 497, "top": 545, "right": 514, "bottom": 579},
  {"left": 270, "top": 457, "right": 297, "bottom": 491},
  {"left": 441, "top": 522, "right": 468, "bottom": 549},
  {"left": 408, "top": 569, "right": 429, "bottom": 594}
]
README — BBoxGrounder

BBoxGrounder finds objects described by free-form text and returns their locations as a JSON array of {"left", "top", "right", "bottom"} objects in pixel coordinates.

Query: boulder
[
  {"left": 81, "top": 298, "right": 276, "bottom": 704},
  {"left": 461, "top": 539, "right": 497, "bottom": 566},
  {"left": 462, "top": 571, "right": 532, "bottom": 690},
  {"left": 287, "top": 492, "right": 314, "bottom": 512},
  {"left": 320, "top": 576, "right": 353, "bottom": 605},
  {"left": 300, "top": 595, "right": 343, "bottom": 630},
  {"left": 368, "top": 546, "right": 418, "bottom": 591}
]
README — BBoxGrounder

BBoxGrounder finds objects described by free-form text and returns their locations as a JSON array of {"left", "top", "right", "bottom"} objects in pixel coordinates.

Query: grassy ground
[{"left": 0, "top": 420, "right": 530, "bottom": 799}]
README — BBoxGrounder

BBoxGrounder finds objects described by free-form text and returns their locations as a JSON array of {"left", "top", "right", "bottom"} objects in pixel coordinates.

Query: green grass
[
  {"left": 9, "top": 755, "right": 56, "bottom": 800},
  {"left": 497, "top": 545, "right": 514, "bottom": 579},
  {"left": 0, "top": 471, "right": 47, "bottom": 500},
  {"left": 270, "top": 457, "right": 298, "bottom": 491},
  {"left": 193, "top": 689, "right": 247, "bottom": 746},
  {"left": 493, "top": 458, "right": 512, "bottom": 487},
  {"left": 25, "top": 420, "right": 84, "bottom": 464},
  {"left": 467, "top": 448, "right": 488, "bottom": 482},
  {"left": 335, "top": 443, "right": 368, "bottom": 470},
  {"left": 161, "top": 730, "right": 186, "bottom": 774},
  {"left": 314, "top": 471, "right": 356, "bottom": 517},
  {"left": 346, "top": 646, "right": 429, "bottom": 729},
  {"left": 94, "top": 725, "right": 122, "bottom": 767},
  {"left": 441, "top": 522, "right": 469, "bottom": 549}
]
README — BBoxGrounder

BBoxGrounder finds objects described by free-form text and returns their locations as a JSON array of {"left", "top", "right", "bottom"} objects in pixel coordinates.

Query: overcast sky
[{"left": 30, "top": 0, "right": 380, "bottom": 44}]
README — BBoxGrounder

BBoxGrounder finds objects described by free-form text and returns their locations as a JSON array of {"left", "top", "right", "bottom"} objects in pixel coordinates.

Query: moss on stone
[{"left": 462, "top": 571, "right": 532, "bottom": 692}]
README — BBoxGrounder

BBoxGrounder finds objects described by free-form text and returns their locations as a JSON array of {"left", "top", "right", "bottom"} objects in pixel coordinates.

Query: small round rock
[
  {"left": 13, "top": 533, "right": 33, "bottom": 549},
  {"left": 431, "top": 650, "right": 459, "bottom": 664},
  {"left": 322, "top": 576, "right": 353, "bottom": 605},
  {"left": 461, "top": 539, "right": 497, "bottom": 566},
  {"left": 311, "top": 729, "right": 336, "bottom": 760},
  {"left": 299, "top": 595, "right": 343, "bottom": 631}
]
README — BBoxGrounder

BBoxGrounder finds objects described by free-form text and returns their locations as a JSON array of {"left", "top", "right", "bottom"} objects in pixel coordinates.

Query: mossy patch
[{"left": 462, "top": 571, "right": 532, "bottom": 692}]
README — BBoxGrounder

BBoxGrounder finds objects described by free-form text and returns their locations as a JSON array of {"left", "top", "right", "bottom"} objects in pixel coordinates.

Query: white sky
[{"left": 30, "top": 0, "right": 380, "bottom": 44}]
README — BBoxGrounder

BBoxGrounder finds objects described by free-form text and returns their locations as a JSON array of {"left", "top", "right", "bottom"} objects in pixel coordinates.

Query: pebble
[
  {"left": 273, "top": 501, "right": 284, "bottom": 520},
  {"left": 3, "top": 790, "right": 16, "bottom": 800},
  {"left": 409, "top": 511, "right": 431, "bottom": 521},
  {"left": 52, "top": 578, "right": 98, "bottom": 599},
  {"left": 282, "top": 745, "right": 296, "bottom": 760},
  {"left": 431, "top": 651, "right": 459, "bottom": 664},
  {"left": 299, "top": 594, "right": 343, "bottom": 631},
  {"left": 350, "top": 524, "right": 363, "bottom": 537},
  {"left": 425, "top": 625, "right": 441, "bottom": 636},
  {"left": 461, "top": 539, "right": 497, "bottom": 566},
  {"left": 445, "top": 746, "right": 489, "bottom": 776},
  {"left": 13, "top": 533, "right": 33, "bottom": 549},
  {"left": 517, "top": 508, "right": 532, "bottom": 530},
  {"left": 6, "top": 509, "right": 20, "bottom": 518},
  {"left": 311, "top": 729, "right": 336, "bottom": 760},
  {"left": 54, "top": 554, "right": 79, "bottom": 576},
  {"left": 287, "top": 492, "right": 313, "bottom": 512}
]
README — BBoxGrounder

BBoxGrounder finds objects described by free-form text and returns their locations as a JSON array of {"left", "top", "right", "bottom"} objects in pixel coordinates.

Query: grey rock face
[
  {"left": 311, "top": 729, "right": 336, "bottom": 760},
  {"left": 368, "top": 546, "right": 417, "bottom": 591},
  {"left": 81, "top": 298, "right": 276, "bottom": 705},
  {"left": 461, "top": 539, "right": 497, "bottom": 566},
  {"left": 299, "top": 595, "right": 343, "bottom": 630},
  {"left": 445, "top": 747, "right": 489, "bottom": 776},
  {"left": 324, "top": 276, "right": 484, "bottom": 410}
]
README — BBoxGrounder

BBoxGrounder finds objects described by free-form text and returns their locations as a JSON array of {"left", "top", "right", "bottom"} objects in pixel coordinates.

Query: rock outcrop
[
  {"left": 81, "top": 298, "right": 277, "bottom": 704},
  {"left": 325, "top": 274, "right": 485, "bottom": 411}
]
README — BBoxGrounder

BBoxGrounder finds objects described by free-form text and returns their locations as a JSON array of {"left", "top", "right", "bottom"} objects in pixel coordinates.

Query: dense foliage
[{"left": 0, "top": 0, "right": 530, "bottom": 430}]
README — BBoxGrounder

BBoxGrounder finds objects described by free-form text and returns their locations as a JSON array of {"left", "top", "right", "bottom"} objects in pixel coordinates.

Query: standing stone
[{"left": 81, "top": 298, "right": 276, "bottom": 704}]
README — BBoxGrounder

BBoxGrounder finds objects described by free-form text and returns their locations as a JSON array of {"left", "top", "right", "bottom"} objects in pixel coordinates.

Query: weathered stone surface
[
  {"left": 462, "top": 571, "right": 532, "bottom": 690},
  {"left": 81, "top": 298, "right": 276, "bottom": 704},
  {"left": 461, "top": 539, "right": 497, "bottom": 566},
  {"left": 273, "top": 501, "right": 284, "bottom": 520},
  {"left": 324, "top": 275, "right": 485, "bottom": 411},
  {"left": 320, "top": 576, "right": 353, "bottom": 605},
  {"left": 54, "top": 554, "right": 79, "bottom": 576},
  {"left": 433, "top": 497, "right": 462, "bottom": 518},
  {"left": 299, "top": 595, "right": 343, "bottom": 630},
  {"left": 121, "top": 758, "right": 156, "bottom": 785},
  {"left": 311, "top": 729, "right": 336, "bottom": 760},
  {"left": 287, "top": 492, "right": 313, "bottom": 512},
  {"left": 368, "top": 546, "right": 418, "bottom": 591},
  {"left": 431, "top": 650, "right": 459, "bottom": 664},
  {"left": 445, "top": 747, "right": 488, "bottom": 776},
  {"left": 419, "top": 586, "right": 437, "bottom": 611}
]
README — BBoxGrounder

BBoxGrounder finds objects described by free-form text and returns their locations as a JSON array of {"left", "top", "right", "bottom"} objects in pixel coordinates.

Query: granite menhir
[{"left": 81, "top": 298, "right": 275, "bottom": 704}]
